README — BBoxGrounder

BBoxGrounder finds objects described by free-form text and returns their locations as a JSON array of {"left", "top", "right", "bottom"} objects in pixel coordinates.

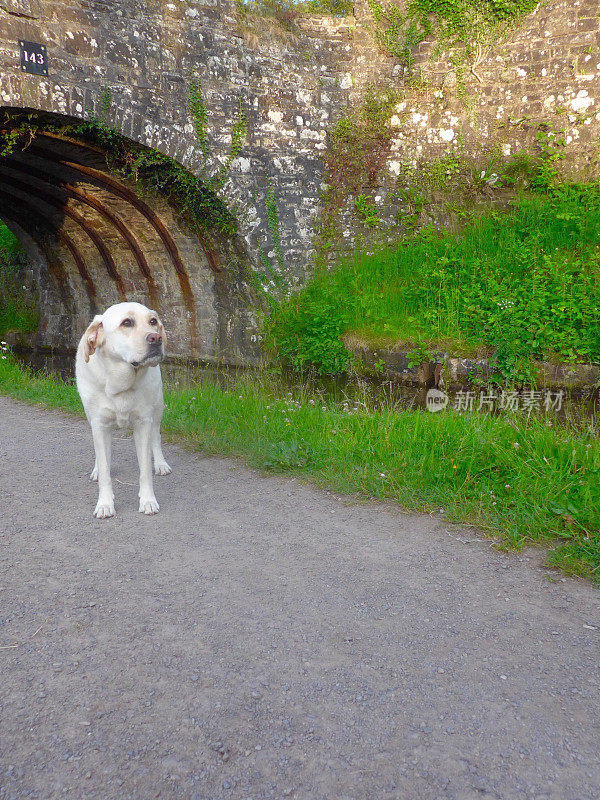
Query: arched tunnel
[{"left": 0, "top": 109, "right": 259, "bottom": 363}]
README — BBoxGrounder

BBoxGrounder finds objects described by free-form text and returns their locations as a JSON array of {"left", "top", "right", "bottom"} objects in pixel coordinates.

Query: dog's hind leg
[
  {"left": 151, "top": 414, "right": 172, "bottom": 476},
  {"left": 90, "top": 459, "right": 98, "bottom": 481},
  {"left": 91, "top": 422, "right": 115, "bottom": 518}
]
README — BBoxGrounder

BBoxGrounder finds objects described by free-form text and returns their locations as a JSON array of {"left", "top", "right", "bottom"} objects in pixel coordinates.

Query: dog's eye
[
  {"left": 121, "top": 319, "right": 134, "bottom": 327},
  {"left": 149, "top": 318, "right": 158, "bottom": 326}
]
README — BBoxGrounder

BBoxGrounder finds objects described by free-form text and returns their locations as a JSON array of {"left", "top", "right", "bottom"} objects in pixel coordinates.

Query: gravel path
[{"left": 1, "top": 396, "right": 599, "bottom": 800}]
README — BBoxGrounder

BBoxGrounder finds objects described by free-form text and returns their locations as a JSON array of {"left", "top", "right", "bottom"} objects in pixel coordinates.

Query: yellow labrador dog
[{"left": 75, "top": 302, "right": 171, "bottom": 519}]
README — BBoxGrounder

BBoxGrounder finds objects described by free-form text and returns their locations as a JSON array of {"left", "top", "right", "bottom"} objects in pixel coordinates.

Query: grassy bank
[
  {"left": 267, "top": 184, "right": 600, "bottom": 379},
  {"left": 1, "top": 352, "right": 599, "bottom": 583}
]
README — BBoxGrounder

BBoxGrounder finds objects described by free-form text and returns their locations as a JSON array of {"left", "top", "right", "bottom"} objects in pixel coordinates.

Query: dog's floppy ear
[{"left": 83, "top": 315, "right": 105, "bottom": 362}]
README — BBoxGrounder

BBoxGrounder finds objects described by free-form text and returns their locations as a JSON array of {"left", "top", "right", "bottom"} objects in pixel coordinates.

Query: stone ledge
[{"left": 349, "top": 342, "right": 600, "bottom": 389}]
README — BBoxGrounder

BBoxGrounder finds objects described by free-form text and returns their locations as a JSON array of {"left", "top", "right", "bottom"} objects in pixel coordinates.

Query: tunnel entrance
[{"left": 0, "top": 108, "right": 259, "bottom": 363}]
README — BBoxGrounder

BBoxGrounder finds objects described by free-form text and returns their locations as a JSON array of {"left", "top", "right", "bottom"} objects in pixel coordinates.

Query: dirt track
[{"left": 1, "top": 396, "right": 599, "bottom": 800}]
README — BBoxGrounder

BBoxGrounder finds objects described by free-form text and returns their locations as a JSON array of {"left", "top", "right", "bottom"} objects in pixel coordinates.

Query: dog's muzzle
[{"left": 131, "top": 333, "right": 164, "bottom": 368}]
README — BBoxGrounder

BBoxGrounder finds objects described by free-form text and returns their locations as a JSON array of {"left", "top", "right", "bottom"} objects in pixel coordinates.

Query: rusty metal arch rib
[
  {"left": 29, "top": 140, "right": 199, "bottom": 352},
  {"left": 38, "top": 133, "right": 222, "bottom": 274},
  {"left": 0, "top": 173, "right": 127, "bottom": 299},
  {"left": 1, "top": 156, "right": 160, "bottom": 309},
  {"left": 0, "top": 197, "right": 97, "bottom": 307}
]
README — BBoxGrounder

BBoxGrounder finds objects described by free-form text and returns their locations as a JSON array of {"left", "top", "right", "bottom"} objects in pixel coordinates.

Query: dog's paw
[
  {"left": 139, "top": 496, "right": 159, "bottom": 515},
  {"left": 154, "top": 460, "right": 172, "bottom": 476},
  {"left": 94, "top": 499, "right": 115, "bottom": 518},
  {"left": 90, "top": 465, "right": 98, "bottom": 481}
]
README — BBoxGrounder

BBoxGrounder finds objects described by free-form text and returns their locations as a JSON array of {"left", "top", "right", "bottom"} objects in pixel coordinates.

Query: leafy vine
[
  {"left": 188, "top": 78, "right": 209, "bottom": 161},
  {"left": 0, "top": 106, "right": 236, "bottom": 235},
  {"left": 265, "top": 179, "right": 284, "bottom": 268},
  {"left": 316, "top": 88, "right": 399, "bottom": 258},
  {"left": 367, "top": 0, "right": 540, "bottom": 72},
  {"left": 214, "top": 99, "right": 249, "bottom": 189}
]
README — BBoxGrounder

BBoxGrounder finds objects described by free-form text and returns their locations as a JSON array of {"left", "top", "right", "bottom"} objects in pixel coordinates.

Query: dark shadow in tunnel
[
  {"left": 0, "top": 214, "right": 83, "bottom": 351},
  {"left": 0, "top": 172, "right": 126, "bottom": 298}
]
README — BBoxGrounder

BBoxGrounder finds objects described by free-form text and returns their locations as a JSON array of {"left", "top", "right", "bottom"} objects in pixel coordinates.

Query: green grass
[
  {"left": 0, "top": 298, "right": 39, "bottom": 341},
  {"left": 266, "top": 184, "right": 600, "bottom": 377},
  {"left": 1, "top": 352, "right": 599, "bottom": 584},
  {"left": 0, "top": 222, "right": 38, "bottom": 339}
]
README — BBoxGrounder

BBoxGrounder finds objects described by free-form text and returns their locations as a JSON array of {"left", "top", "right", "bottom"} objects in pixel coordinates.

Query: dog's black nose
[{"left": 146, "top": 332, "right": 163, "bottom": 345}]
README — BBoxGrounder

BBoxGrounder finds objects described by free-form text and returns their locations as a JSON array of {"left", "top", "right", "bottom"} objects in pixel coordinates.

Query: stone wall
[
  {"left": 401, "top": 0, "right": 600, "bottom": 170},
  {"left": 1, "top": 0, "right": 600, "bottom": 357},
  {"left": 0, "top": 0, "right": 359, "bottom": 284},
  {"left": 336, "top": 0, "right": 600, "bottom": 250},
  {"left": 0, "top": 0, "right": 359, "bottom": 355}
]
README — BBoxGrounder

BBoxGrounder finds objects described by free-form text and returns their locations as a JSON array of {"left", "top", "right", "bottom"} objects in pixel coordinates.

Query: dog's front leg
[
  {"left": 90, "top": 435, "right": 110, "bottom": 482},
  {"left": 134, "top": 418, "right": 159, "bottom": 514},
  {"left": 151, "top": 413, "right": 171, "bottom": 476},
  {"left": 91, "top": 422, "right": 115, "bottom": 518}
]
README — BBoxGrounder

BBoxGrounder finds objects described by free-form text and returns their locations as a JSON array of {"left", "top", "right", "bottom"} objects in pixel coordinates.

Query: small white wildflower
[
  {"left": 505, "top": 484, "right": 510, "bottom": 489},
  {"left": 513, "top": 442, "right": 520, "bottom": 449}
]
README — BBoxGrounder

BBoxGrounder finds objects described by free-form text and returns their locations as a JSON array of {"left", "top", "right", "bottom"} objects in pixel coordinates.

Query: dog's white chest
[{"left": 111, "top": 392, "right": 138, "bottom": 428}]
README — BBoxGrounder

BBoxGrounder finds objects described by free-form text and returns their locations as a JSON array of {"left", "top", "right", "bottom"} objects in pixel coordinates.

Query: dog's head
[{"left": 83, "top": 302, "right": 167, "bottom": 367}]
